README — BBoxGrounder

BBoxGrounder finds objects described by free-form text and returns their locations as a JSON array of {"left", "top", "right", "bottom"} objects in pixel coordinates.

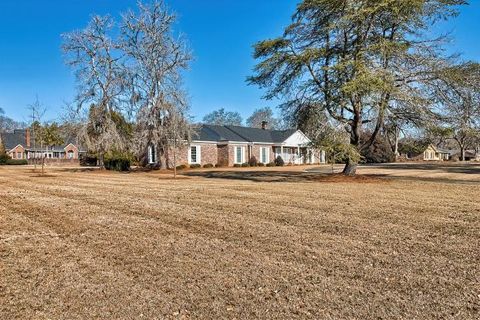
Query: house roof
[
  {"left": 1, "top": 130, "right": 29, "bottom": 151},
  {"left": 1, "top": 129, "right": 84, "bottom": 152},
  {"left": 192, "top": 125, "right": 247, "bottom": 142},
  {"left": 192, "top": 125, "right": 300, "bottom": 144}
]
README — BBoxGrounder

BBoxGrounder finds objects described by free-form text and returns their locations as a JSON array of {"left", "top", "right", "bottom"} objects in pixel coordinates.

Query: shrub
[
  {"left": 104, "top": 151, "right": 132, "bottom": 172},
  {"left": 216, "top": 159, "right": 228, "bottom": 168},
  {"left": 176, "top": 164, "right": 188, "bottom": 170},
  {"left": 80, "top": 154, "right": 98, "bottom": 166},
  {"left": 0, "top": 153, "right": 10, "bottom": 165},
  {"left": 266, "top": 162, "right": 276, "bottom": 167},
  {"left": 248, "top": 156, "right": 258, "bottom": 167},
  {"left": 5, "top": 159, "right": 28, "bottom": 165},
  {"left": 233, "top": 164, "right": 242, "bottom": 168},
  {"left": 190, "top": 164, "right": 202, "bottom": 169},
  {"left": 274, "top": 155, "right": 285, "bottom": 166},
  {"left": 257, "top": 162, "right": 265, "bottom": 167},
  {"left": 241, "top": 163, "right": 250, "bottom": 167},
  {"left": 203, "top": 163, "right": 214, "bottom": 168}
]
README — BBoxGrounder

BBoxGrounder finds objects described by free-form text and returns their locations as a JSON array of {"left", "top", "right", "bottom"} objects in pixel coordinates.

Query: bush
[
  {"left": 5, "top": 159, "right": 28, "bottom": 165},
  {"left": 80, "top": 154, "right": 98, "bottom": 166},
  {"left": 203, "top": 163, "right": 214, "bottom": 168},
  {"left": 233, "top": 164, "right": 242, "bottom": 168},
  {"left": 176, "top": 164, "right": 188, "bottom": 170},
  {"left": 257, "top": 162, "right": 265, "bottom": 167},
  {"left": 104, "top": 151, "right": 132, "bottom": 172},
  {"left": 190, "top": 164, "right": 201, "bottom": 169},
  {"left": 241, "top": 163, "right": 250, "bottom": 167},
  {"left": 266, "top": 162, "right": 276, "bottom": 167},
  {"left": 274, "top": 156, "right": 285, "bottom": 166},
  {"left": 0, "top": 153, "right": 10, "bottom": 165},
  {"left": 248, "top": 156, "right": 258, "bottom": 167}
]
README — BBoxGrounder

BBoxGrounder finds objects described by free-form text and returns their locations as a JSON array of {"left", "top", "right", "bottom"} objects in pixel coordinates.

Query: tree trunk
[
  {"left": 159, "top": 149, "right": 167, "bottom": 170},
  {"left": 342, "top": 158, "right": 358, "bottom": 176},
  {"left": 98, "top": 153, "right": 105, "bottom": 168},
  {"left": 461, "top": 147, "right": 465, "bottom": 162},
  {"left": 394, "top": 126, "right": 399, "bottom": 160}
]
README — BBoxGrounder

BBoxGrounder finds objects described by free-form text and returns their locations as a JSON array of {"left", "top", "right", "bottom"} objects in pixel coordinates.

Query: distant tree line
[{"left": 202, "top": 106, "right": 284, "bottom": 129}]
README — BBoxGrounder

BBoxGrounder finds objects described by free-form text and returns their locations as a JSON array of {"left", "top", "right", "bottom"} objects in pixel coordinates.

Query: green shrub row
[
  {"left": 2, "top": 159, "right": 28, "bottom": 165},
  {"left": 104, "top": 151, "right": 132, "bottom": 171},
  {"left": 175, "top": 163, "right": 217, "bottom": 170}
]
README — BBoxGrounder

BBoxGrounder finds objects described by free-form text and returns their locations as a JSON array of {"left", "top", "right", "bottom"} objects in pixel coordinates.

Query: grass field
[{"left": 1, "top": 164, "right": 479, "bottom": 319}]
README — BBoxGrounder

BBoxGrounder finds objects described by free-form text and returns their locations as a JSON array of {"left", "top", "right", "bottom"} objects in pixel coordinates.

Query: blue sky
[{"left": 0, "top": 0, "right": 479, "bottom": 123}]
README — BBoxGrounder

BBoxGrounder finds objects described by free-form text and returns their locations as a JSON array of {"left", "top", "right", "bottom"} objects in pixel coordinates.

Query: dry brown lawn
[{"left": 1, "top": 164, "right": 479, "bottom": 319}]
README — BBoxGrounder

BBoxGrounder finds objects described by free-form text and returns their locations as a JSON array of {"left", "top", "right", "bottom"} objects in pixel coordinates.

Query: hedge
[
  {"left": 104, "top": 152, "right": 131, "bottom": 171},
  {"left": 4, "top": 159, "right": 28, "bottom": 165}
]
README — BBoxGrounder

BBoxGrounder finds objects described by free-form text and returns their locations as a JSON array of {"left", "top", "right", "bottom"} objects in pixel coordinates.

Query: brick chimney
[
  {"left": 25, "top": 128, "right": 31, "bottom": 147},
  {"left": 261, "top": 121, "right": 268, "bottom": 130}
]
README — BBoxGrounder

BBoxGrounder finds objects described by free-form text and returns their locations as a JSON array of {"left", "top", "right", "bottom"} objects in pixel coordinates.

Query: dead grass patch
[{"left": 0, "top": 165, "right": 478, "bottom": 319}]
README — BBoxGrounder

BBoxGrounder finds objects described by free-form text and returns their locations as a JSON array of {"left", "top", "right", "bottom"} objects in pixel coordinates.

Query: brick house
[
  {"left": 147, "top": 124, "right": 326, "bottom": 167},
  {"left": 1, "top": 129, "right": 86, "bottom": 162}
]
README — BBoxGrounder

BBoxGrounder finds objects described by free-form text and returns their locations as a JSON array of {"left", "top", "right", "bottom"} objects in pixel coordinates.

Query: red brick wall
[
  {"left": 166, "top": 143, "right": 218, "bottom": 168},
  {"left": 64, "top": 144, "right": 79, "bottom": 160},
  {"left": 9, "top": 146, "right": 25, "bottom": 159},
  {"left": 217, "top": 144, "right": 229, "bottom": 166},
  {"left": 227, "top": 144, "right": 249, "bottom": 165},
  {"left": 250, "top": 145, "right": 274, "bottom": 164}
]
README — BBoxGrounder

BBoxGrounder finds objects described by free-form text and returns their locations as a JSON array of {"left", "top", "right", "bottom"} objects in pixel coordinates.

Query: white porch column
[
  {"left": 297, "top": 146, "right": 300, "bottom": 164},
  {"left": 280, "top": 146, "right": 284, "bottom": 160}
]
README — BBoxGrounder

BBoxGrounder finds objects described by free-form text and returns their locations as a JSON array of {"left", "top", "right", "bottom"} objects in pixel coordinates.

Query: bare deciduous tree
[
  {"left": 121, "top": 0, "right": 192, "bottom": 169},
  {"left": 62, "top": 15, "right": 129, "bottom": 165},
  {"left": 202, "top": 108, "right": 243, "bottom": 126},
  {"left": 246, "top": 107, "right": 281, "bottom": 129}
]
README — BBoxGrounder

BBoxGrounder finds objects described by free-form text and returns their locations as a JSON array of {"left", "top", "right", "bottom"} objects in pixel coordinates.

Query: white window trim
[
  {"left": 234, "top": 146, "right": 245, "bottom": 164},
  {"left": 188, "top": 145, "right": 201, "bottom": 164},
  {"left": 260, "top": 147, "right": 270, "bottom": 164},
  {"left": 148, "top": 145, "right": 154, "bottom": 164}
]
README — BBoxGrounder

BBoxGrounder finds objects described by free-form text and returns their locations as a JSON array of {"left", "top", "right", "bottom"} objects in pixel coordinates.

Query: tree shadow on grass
[
  {"left": 184, "top": 170, "right": 384, "bottom": 184},
  {"left": 365, "top": 163, "right": 480, "bottom": 175}
]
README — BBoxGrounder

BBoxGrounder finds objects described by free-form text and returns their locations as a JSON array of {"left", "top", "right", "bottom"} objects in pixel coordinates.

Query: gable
[{"left": 283, "top": 130, "right": 311, "bottom": 146}]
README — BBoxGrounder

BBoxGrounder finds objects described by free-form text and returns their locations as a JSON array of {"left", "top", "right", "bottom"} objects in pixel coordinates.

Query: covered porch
[{"left": 273, "top": 146, "right": 325, "bottom": 164}]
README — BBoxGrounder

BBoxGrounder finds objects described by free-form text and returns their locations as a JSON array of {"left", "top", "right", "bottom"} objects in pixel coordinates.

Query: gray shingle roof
[
  {"left": 192, "top": 125, "right": 298, "bottom": 144},
  {"left": 1, "top": 130, "right": 27, "bottom": 150},
  {"left": 192, "top": 125, "right": 247, "bottom": 142},
  {"left": 1, "top": 129, "right": 84, "bottom": 152}
]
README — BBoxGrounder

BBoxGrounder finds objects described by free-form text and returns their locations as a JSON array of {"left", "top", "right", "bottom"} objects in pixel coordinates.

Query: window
[
  {"left": 260, "top": 147, "right": 269, "bottom": 164},
  {"left": 67, "top": 151, "right": 74, "bottom": 160},
  {"left": 148, "top": 145, "right": 156, "bottom": 164},
  {"left": 234, "top": 146, "right": 244, "bottom": 164},
  {"left": 189, "top": 145, "right": 201, "bottom": 164},
  {"left": 16, "top": 152, "right": 22, "bottom": 159}
]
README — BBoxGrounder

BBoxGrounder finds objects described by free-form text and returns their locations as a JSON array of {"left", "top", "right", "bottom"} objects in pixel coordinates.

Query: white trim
[
  {"left": 260, "top": 147, "right": 270, "bottom": 164},
  {"left": 63, "top": 143, "right": 78, "bottom": 151},
  {"left": 7, "top": 144, "right": 24, "bottom": 153},
  {"left": 190, "top": 140, "right": 219, "bottom": 144},
  {"left": 188, "top": 145, "right": 201, "bottom": 164},
  {"left": 234, "top": 146, "right": 245, "bottom": 164}
]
